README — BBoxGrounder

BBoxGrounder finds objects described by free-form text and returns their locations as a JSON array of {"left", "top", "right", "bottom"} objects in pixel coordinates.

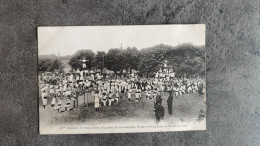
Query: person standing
[
  {"left": 41, "top": 90, "right": 48, "bottom": 109},
  {"left": 51, "top": 94, "right": 57, "bottom": 110},
  {"left": 81, "top": 57, "right": 87, "bottom": 69},
  {"left": 167, "top": 91, "right": 173, "bottom": 115},
  {"left": 153, "top": 88, "right": 157, "bottom": 99},
  {"left": 65, "top": 97, "right": 70, "bottom": 111},
  {"left": 71, "top": 91, "right": 77, "bottom": 107},
  {"left": 49, "top": 85, "right": 54, "bottom": 95},
  {"left": 154, "top": 102, "right": 164, "bottom": 123},
  {"left": 154, "top": 95, "right": 162, "bottom": 106},
  {"left": 148, "top": 89, "right": 152, "bottom": 99},
  {"left": 115, "top": 91, "right": 119, "bottom": 105},
  {"left": 56, "top": 97, "right": 62, "bottom": 112},
  {"left": 108, "top": 91, "right": 113, "bottom": 106},
  {"left": 135, "top": 88, "right": 139, "bottom": 102},
  {"left": 145, "top": 89, "right": 149, "bottom": 98},
  {"left": 127, "top": 89, "right": 132, "bottom": 101},
  {"left": 138, "top": 88, "right": 142, "bottom": 99},
  {"left": 102, "top": 93, "right": 107, "bottom": 106},
  {"left": 94, "top": 91, "right": 100, "bottom": 111}
]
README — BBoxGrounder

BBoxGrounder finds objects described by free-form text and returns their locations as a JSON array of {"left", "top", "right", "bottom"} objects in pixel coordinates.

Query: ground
[{"left": 39, "top": 91, "right": 206, "bottom": 131}]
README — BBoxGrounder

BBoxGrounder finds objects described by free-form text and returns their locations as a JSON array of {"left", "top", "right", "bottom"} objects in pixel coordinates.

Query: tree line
[
  {"left": 38, "top": 54, "right": 60, "bottom": 72},
  {"left": 38, "top": 44, "right": 205, "bottom": 78}
]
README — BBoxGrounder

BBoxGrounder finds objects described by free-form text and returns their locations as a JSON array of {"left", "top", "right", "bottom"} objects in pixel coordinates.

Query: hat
[{"left": 167, "top": 90, "right": 173, "bottom": 94}]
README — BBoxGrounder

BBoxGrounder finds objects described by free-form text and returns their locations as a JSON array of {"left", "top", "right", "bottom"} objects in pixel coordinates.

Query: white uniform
[
  {"left": 173, "top": 87, "right": 179, "bottom": 96},
  {"left": 115, "top": 92, "right": 119, "bottom": 104},
  {"left": 102, "top": 95, "right": 107, "bottom": 106},
  {"left": 96, "top": 73, "right": 101, "bottom": 80},
  {"left": 41, "top": 92, "right": 48, "bottom": 106},
  {"left": 178, "top": 87, "right": 182, "bottom": 96},
  {"left": 181, "top": 85, "right": 186, "bottom": 94},
  {"left": 111, "top": 84, "right": 115, "bottom": 92},
  {"left": 91, "top": 90, "right": 95, "bottom": 96},
  {"left": 65, "top": 98, "right": 70, "bottom": 110},
  {"left": 80, "top": 71, "right": 84, "bottom": 77},
  {"left": 94, "top": 94, "right": 100, "bottom": 108},
  {"left": 135, "top": 91, "right": 139, "bottom": 100},
  {"left": 153, "top": 90, "right": 157, "bottom": 98},
  {"left": 91, "top": 74, "right": 94, "bottom": 81},
  {"left": 194, "top": 83, "right": 198, "bottom": 92},
  {"left": 49, "top": 85, "right": 54, "bottom": 94},
  {"left": 57, "top": 99, "right": 62, "bottom": 111},
  {"left": 51, "top": 97, "right": 56, "bottom": 107},
  {"left": 76, "top": 76, "right": 80, "bottom": 82},
  {"left": 187, "top": 83, "right": 192, "bottom": 93},
  {"left": 55, "top": 85, "right": 59, "bottom": 93},
  {"left": 148, "top": 90, "right": 152, "bottom": 99},
  {"left": 128, "top": 90, "right": 132, "bottom": 100},
  {"left": 63, "top": 84, "right": 67, "bottom": 97},
  {"left": 108, "top": 93, "right": 113, "bottom": 106},
  {"left": 127, "top": 84, "right": 131, "bottom": 90}
]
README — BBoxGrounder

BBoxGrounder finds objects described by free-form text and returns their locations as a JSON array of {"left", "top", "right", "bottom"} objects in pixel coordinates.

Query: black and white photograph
[{"left": 38, "top": 25, "right": 206, "bottom": 134}]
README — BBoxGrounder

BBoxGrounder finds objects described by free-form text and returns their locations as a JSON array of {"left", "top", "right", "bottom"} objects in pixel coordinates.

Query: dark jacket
[
  {"left": 155, "top": 97, "right": 162, "bottom": 105},
  {"left": 167, "top": 95, "right": 173, "bottom": 105},
  {"left": 154, "top": 105, "right": 165, "bottom": 119}
]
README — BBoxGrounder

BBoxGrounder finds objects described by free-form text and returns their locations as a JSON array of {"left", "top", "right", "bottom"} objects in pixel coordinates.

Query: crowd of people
[
  {"left": 39, "top": 67, "right": 206, "bottom": 121},
  {"left": 39, "top": 57, "right": 205, "bottom": 121}
]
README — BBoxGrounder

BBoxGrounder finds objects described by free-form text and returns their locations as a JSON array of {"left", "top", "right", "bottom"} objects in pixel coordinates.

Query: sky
[{"left": 38, "top": 24, "right": 205, "bottom": 56}]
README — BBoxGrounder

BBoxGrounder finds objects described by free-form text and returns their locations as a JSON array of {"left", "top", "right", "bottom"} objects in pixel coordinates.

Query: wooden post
[
  {"left": 84, "top": 91, "right": 85, "bottom": 106},
  {"left": 86, "top": 92, "right": 88, "bottom": 108},
  {"left": 76, "top": 94, "right": 78, "bottom": 107}
]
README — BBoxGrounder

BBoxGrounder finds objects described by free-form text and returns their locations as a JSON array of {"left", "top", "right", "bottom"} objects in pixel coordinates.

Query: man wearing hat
[{"left": 154, "top": 95, "right": 162, "bottom": 107}]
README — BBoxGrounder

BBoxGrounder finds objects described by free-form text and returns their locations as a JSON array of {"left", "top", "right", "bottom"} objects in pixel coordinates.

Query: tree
[
  {"left": 138, "top": 44, "right": 170, "bottom": 77},
  {"left": 166, "top": 44, "right": 205, "bottom": 77},
  {"left": 38, "top": 54, "right": 59, "bottom": 72},
  {"left": 93, "top": 51, "right": 106, "bottom": 73},
  {"left": 68, "top": 49, "right": 95, "bottom": 70},
  {"left": 39, "top": 44, "right": 205, "bottom": 78},
  {"left": 138, "top": 44, "right": 205, "bottom": 78},
  {"left": 105, "top": 48, "right": 123, "bottom": 77},
  {"left": 119, "top": 47, "right": 140, "bottom": 73}
]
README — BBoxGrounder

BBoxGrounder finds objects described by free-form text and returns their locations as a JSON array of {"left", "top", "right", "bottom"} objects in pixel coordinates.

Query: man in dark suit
[
  {"left": 167, "top": 91, "right": 174, "bottom": 115},
  {"left": 154, "top": 95, "right": 162, "bottom": 107},
  {"left": 154, "top": 102, "right": 165, "bottom": 123}
]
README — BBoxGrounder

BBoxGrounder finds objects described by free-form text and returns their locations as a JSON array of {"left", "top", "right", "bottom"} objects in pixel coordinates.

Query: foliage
[
  {"left": 138, "top": 44, "right": 205, "bottom": 77},
  {"left": 118, "top": 47, "right": 140, "bottom": 72},
  {"left": 104, "top": 48, "right": 123, "bottom": 75},
  {"left": 40, "top": 44, "right": 205, "bottom": 77},
  {"left": 38, "top": 54, "right": 59, "bottom": 72},
  {"left": 93, "top": 51, "right": 106, "bottom": 72},
  {"left": 68, "top": 49, "right": 95, "bottom": 70}
]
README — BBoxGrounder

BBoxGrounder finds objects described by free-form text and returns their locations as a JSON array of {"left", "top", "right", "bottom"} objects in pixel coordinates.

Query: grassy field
[{"left": 39, "top": 90, "right": 206, "bottom": 127}]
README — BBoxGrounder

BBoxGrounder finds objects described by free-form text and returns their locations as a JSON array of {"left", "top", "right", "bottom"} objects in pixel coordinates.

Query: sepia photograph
[{"left": 38, "top": 25, "right": 206, "bottom": 134}]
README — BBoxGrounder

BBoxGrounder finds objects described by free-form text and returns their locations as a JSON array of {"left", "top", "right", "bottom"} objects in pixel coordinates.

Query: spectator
[{"left": 154, "top": 102, "right": 165, "bottom": 123}]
